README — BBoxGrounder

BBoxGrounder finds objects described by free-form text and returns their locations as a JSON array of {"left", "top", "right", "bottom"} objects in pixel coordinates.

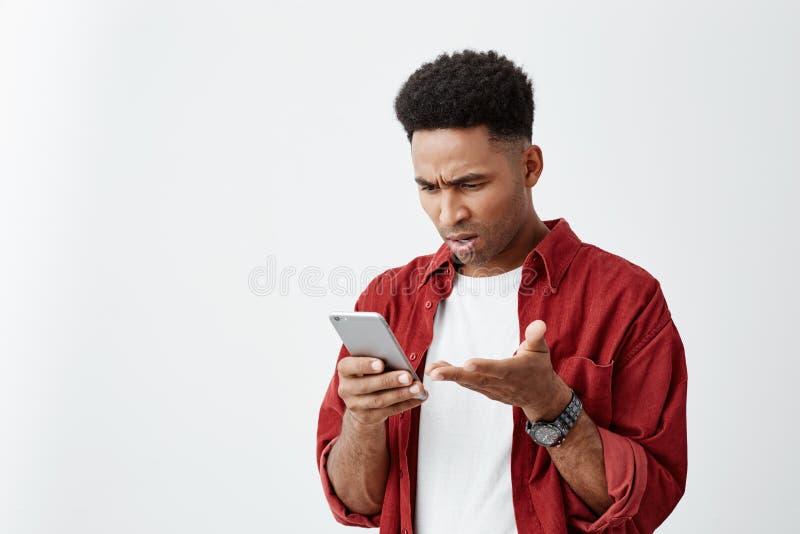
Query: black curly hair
[{"left": 394, "top": 49, "right": 534, "bottom": 146}]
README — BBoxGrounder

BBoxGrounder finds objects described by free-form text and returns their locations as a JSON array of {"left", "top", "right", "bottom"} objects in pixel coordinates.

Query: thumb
[{"left": 517, "top": 320, "right": 548, "bottom": 355}]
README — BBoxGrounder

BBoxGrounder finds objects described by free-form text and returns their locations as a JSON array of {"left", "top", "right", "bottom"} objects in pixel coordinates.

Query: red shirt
[{"left": 316, "top": 218, "right": 687, "bottom": 533}]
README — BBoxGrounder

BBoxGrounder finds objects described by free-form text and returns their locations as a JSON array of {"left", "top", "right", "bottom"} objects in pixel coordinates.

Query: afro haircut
[{"left": 393, "top": 49, "right": 534, "bottom": 144}]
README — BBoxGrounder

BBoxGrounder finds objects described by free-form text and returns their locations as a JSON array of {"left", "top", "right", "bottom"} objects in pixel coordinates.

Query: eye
[
  {"left": 420, "top": 184, "right": 438, "bottom": 192},
  {"left": 461, "top": 183, "right": 484, "bottom": 190}
]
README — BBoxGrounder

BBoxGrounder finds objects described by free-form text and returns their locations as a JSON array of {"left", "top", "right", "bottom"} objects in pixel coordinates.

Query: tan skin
[{"left": 326, "top": 125, "right": 613, "bottom": 517}]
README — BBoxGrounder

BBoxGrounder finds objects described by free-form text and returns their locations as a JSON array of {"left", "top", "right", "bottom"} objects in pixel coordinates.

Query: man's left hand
[{"left": 425, "top": 319, "right": 572, "bottom": 421}]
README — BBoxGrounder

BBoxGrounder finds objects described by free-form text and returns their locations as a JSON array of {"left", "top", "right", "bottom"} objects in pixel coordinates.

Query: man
[{"left": 316, "top": 49, "right": 687, "bottom": 534}]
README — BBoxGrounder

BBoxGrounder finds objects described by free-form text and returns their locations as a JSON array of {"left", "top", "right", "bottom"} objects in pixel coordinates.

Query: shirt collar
[{"left": 416, "top": 218, "right": 583, "bottom": 294}]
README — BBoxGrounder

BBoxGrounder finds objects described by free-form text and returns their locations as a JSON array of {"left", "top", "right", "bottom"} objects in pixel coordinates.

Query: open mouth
[
  {"left": 447, "top": 234, "right": 477, "bottom": 242},
  {"left": 448, "top": 235, "right": 478, "bottom": 252}
]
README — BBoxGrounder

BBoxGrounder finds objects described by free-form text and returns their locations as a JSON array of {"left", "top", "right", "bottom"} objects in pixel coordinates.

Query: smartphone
[{"left": 329, "top": 311, "right": 425, "bottom": 398}]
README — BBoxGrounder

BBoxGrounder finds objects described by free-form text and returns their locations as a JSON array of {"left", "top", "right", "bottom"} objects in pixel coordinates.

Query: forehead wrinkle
[{"left": 422, "top": 159, "right": 475, "bottom": 186}]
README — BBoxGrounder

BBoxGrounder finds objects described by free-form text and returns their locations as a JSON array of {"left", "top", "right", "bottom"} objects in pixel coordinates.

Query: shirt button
[
  {"left": 403, "top": 530, "right": 409, "bottom": 534},
  {"left": 424, "top": 300, "right": 432, "bottom": 309},
  {"left": 409, "top": 352, "right": 417, "bottom": 361}
]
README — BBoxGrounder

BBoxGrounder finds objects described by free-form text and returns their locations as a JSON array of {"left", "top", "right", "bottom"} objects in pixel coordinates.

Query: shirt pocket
[{"left": 555, "top": 356, "right": 613, "bottom": 428}]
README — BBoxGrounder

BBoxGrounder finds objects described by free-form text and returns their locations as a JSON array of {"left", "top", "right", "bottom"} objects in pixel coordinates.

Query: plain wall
[{"left": 1, "top": 1, "right": 798, "bottom": 532}]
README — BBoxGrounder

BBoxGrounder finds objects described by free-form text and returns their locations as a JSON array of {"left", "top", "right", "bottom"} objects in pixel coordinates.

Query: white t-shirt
[{"left": 414, "top": 265, "right": 523, "bottom": 534}]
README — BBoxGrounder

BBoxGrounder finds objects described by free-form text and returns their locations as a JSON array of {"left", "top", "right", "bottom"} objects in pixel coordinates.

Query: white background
[{"left": 1, "top": 1, "right": 798, "bottom": 532}]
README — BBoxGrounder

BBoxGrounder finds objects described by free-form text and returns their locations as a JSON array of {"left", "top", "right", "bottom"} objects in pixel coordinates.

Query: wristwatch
[{"left": 525, "top": 389, "right": 583, "bottom": 447}]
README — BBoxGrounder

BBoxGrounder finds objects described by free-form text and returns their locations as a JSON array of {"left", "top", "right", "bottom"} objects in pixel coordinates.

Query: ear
[{"left": 522, "top": 144, "right": 544, "bottom": 187}]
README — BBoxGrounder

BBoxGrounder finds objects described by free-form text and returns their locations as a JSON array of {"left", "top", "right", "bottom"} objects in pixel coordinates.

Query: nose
[{"left": 438, "top": 189, "right": 468, "bottom": 228}]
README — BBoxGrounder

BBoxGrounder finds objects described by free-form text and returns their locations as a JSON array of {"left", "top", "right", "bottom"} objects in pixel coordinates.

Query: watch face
[{"left": 533, "top": 424, "right": 562, "bottom": 446}]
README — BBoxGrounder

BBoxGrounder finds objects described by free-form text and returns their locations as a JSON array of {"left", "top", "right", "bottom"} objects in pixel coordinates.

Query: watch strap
[{"left": 525, "top": 389, "right": 583, "bottom": 447}]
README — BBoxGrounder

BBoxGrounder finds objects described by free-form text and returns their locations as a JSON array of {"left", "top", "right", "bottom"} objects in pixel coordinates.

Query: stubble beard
[{"left": 449, "top": 185, "right": 530, "bottom": 272}]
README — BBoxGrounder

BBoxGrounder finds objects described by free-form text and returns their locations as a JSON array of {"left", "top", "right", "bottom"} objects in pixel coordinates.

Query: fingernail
[
  {"left": 464, "top": 363, "right": 475, "bottom": 372},
  {"left": 410, "top": 384, "right": 421, "bottom": 394},
  {"left": 431, "top": 372, "right": 442, "bottom": 381},
  {"left": 399, "top": 373, "right": 410, "bottom": 384},
  {"left": 371, "top": 360, "right": 382, "bottom": 371}
]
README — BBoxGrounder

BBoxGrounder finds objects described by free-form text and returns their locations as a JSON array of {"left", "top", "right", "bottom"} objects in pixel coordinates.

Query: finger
[
  {"left": 425, "top": 360, "right": 453, "bottom": 376},
  {"left": 337, "top": 356, "right": 385, "bottom": 377},
  {"left": 351, "top": 381, "right": 427, "bottom": 412},
  {"left": 342, "top": 370, "right": 414, "bottom": 396},
  {"left": 463, "top": 357, "right": 519, "bottom": 378},
  {"left": 429, "top": 365, "right": 496, "bottom": 388},
  {"left": 384, "top": 394, "right": 428, "bottom": 417},
  {"left": 434, "top": 371, "right": 503, "bottom": 402},
  {"left": 518, "top": 320, "right": 548, "bottom": 354}
]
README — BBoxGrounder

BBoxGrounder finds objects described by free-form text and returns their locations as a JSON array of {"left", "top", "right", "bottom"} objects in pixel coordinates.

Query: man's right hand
[{"left": 337, "top": 356, "right": 428, "bottom": 427}]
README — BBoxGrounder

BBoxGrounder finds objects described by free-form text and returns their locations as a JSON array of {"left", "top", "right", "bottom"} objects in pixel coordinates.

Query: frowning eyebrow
[{"left": 414, "top": 173, "right": 487, "bottom": 187}]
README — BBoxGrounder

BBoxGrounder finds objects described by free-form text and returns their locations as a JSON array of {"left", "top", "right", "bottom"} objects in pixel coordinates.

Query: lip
[
  {"left": 447, "top": 235, "right": 478, "bottom": 254},
  {"left": 446, "top": 234, "right": 477, "bottom": 241}
]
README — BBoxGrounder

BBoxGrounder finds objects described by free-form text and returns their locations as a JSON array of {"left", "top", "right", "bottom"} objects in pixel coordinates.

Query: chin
[{"left": 455, "top": 253, "right": 487, "bottom": 266}]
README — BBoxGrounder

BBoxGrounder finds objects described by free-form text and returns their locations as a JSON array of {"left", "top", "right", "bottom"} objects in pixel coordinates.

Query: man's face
[{"left": 411, "top": 125, "right": 533, "bottom": 270}]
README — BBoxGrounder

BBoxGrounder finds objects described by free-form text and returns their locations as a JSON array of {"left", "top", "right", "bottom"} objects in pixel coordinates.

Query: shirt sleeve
[
  {"left": 315, "top": 290, "right": 384, "bottom": 528},
  {"left": 569, "top": 282, "right": 688, "bottom": 533}
]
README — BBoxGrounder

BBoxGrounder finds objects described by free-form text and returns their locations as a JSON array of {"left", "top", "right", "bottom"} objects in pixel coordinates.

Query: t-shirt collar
[{"left": 416, "top": 217, "right": 583, "bottom": 294}]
